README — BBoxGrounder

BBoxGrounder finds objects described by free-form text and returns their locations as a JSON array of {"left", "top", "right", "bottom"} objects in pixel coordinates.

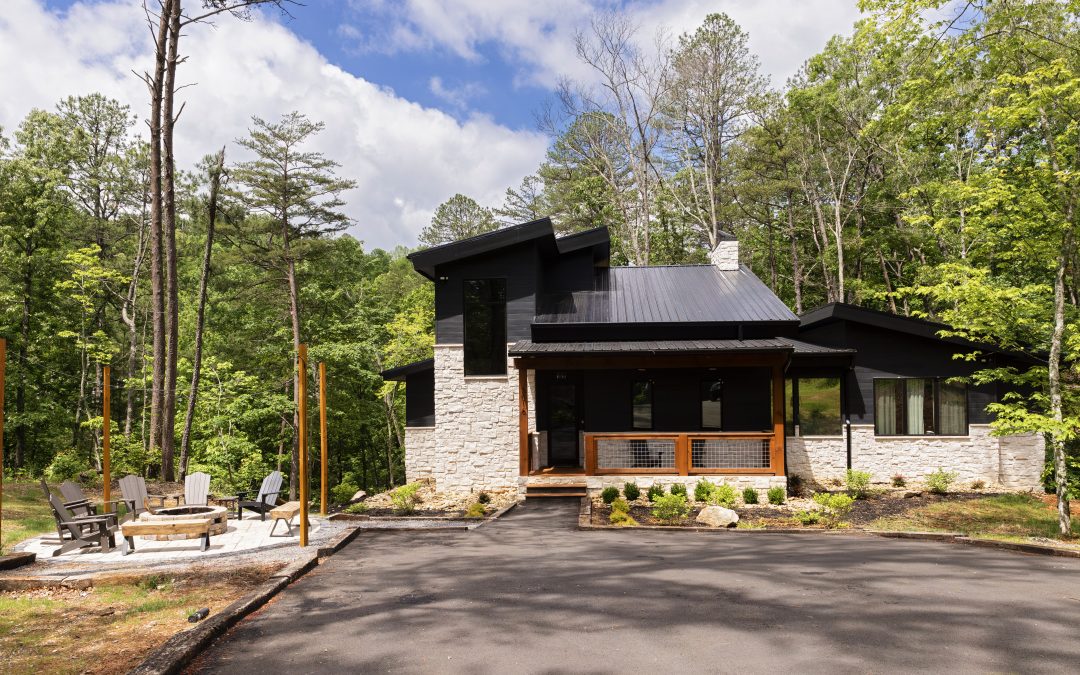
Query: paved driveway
[{"left": 196, "top": 499, "right": 1080, "bottom": 674}]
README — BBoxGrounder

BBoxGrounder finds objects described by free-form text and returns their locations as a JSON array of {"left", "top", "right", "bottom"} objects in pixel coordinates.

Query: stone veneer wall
[
  {"left": 403, "top": 426, "right": 436, "bottom": 483},
  {"left": 786, "top": 424, "right": 1044, "bottom": 489},
  {"left": 707, "top": 240, "right": 739, "bottom": 271}
]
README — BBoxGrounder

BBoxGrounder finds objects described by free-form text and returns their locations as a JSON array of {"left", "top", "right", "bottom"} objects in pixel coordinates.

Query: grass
[
  {"left": 0, "top": 569, "right": 270, "bottom": 674},
  {"left": 870, "top": 493, "right": 1080, "bottom": 543},
  {"left": 1, "top": 480, "right": 57, "bottom": 554}
]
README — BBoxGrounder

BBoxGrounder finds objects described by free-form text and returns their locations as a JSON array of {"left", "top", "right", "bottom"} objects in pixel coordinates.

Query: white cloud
[
  {"left": 428, "top": 76, "right": 488, "bottom": 110},
  {"left": 0, "top": 0, "right": 549, "bottom": 248},
  {"left": 347, "top": 0, "right": 865, "bottom": 88}
]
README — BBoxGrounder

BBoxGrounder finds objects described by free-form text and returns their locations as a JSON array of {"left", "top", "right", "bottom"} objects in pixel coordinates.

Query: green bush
[
  {"left": 812, "top": 492, "right": 855, "bottom": 527},
  {"left": 742, "top": 487, "right": 759, "bottom": 504},
  {"left": 651, "top": 493, "right": 690, "bottom": 522},
  {"left": 344, "top": 501, "right": 368, "bottom": 514},
  {"left": 330, "top": 482, "right": 360, "bottom": 505},
  {"left": 477, "top": 491, "right": 491, "bottom": 504},
  {"left": 391, "top": 483, "right": 422, "bottom": 514},
  {"left": 708, "top": 483, "right": 737, "bottom": 507},
  {"left": 647, "top": 484, "right": 666, "bottom": 502},
  {"left": 623, "top": 482, "right": 641, "bottom": 501},
  {"left": 610, "top": 497, "right": 630, "bottom": 514},
  {"left": 767, "top": 486, "right": 786, "bottom": 505},
  {"left": 845, "top": 469, "right": 872, "bottom": 499},
  {"left": 794, "top": 509, "right": 821, "bottom": 525},
  {"left": 694, "top": 479, "right": 716, "bottom": 502},
  {"left": 610, "top": 510, "right": 639, "bottom": 527},
  {"left": 669, "top": 483, "right": 688, "bottom": 498},
  {"left": 45, "top": 448, "right": 91, "bottom": 482},
  {"left": 465, "top": 502, "right": 487, "bottom": 519},
  {"left": 926, "top": 468, "right": 959, "bottom": 495},
  {"left": 600, "top": 486, "right": 620, "bottom": 504},
  {"left": 891, "top": 473, "right": 906, "bottom": 488}
]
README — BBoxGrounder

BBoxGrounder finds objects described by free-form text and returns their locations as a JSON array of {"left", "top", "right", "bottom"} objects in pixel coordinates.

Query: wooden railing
[{"left": 584, "top": 432, "right": 781, "bottom": 476}]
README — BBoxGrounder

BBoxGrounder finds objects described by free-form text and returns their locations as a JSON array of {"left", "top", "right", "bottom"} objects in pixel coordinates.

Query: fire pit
[{"left": 139, "top": 505, "right": 229, "bottom": 540}]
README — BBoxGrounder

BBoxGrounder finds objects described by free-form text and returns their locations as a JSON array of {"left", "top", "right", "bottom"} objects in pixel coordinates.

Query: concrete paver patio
[{"left": 196, "top": 498, "right": 1080, "bottom": 674}]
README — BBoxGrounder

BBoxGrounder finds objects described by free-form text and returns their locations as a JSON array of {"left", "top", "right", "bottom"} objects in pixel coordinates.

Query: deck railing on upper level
[{"left": 584, "top": 432, "right": 780, "bottom": 475}]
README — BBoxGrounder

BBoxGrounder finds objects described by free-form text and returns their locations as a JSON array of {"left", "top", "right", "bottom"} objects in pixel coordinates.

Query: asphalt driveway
[{"left": 195, "top": 499, "right": 1080, "bottom": 674}]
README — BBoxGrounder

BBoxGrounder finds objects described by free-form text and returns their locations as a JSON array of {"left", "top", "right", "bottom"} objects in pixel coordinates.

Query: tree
[
  {"left": 418, "top": 194, "right": 497, "bottom": 246},
  {"left": 231, "top": 111, "right": 356, "bottom": 498},
  {"left": 494, "top": 175, "right": 546, "bottom": 226}
]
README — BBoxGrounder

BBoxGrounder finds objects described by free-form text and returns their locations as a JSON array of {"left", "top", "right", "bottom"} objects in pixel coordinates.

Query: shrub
[
  {"left": 330, "top": 482, "right": 360, "bottom": 505},
  {"left": 891, "top": 473, "right": 906, "bottom": 488},
  {"left": 794, "top": 509, "right": 821, "bottom": 525},
  {"left": 610, "top": 497, "right": 630, "bottom": 514},
  {"left": 787, "top": 473, "right": 804, "bottom": 497},
  {"left": 694, "top": 479, "right": 716, "bottom": 502},
  {"left": 623, "top": 482, "right": 641, "bottom": 502},
  {"left": 742, "top": 487, "right": 759, "bottom": 504},
  {"left": 708, "top": 483, "right": 737, "bottom": 507},
  {"left": 812, "top": 492, "right": 855, "bottom": 527},
  {"left": 669, "top": 483, "right": 688, "bottom": 498},
  {"left": 845, "top": 469, "right": 872, "bottom": 499},
  {"left": 767, "top": 486, "right": 786, "bottom": 505},
  {"left": 827, "top": 476, "right": 843, "bottom": 488},
  {"left": 390, "top": 483, "right": 422, "bottom": 514},
  {"left": 926, "top": 468, "right": 959, "bottom": 495},
  {"left": 477, "top": 491, "right": 491, "bottom": 504},
  {"left": 465, "top": 502, "right": 487, "bottom": 519},
  {"left": 600, "top": 486, "right": 620, "bottom": 504},
  {"left": 651, "top": 493, "right": 690, "bottom": 522},
  {"left": 970, "top": 480, "right": 986, "bottom": 491},
  {"left": 344, "top": 501, "right": 368, "bottom": 514},
  {"left": 45, "top": 449, "right": 91, "bottom": 483},
  {"left": 647, "top": 484, "right": 666, "bottom": 502},
  {"left": 610, "top": 510, "right": 639, "bottom": 527}
]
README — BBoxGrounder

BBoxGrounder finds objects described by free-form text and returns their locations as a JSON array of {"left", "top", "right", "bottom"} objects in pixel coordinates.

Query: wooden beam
[
  {"left": 298, "top": 344, "right": 309, "bottom": 547},
  {"left": 771, "top": 360, "right": 786, "bottom": 476},
  {"left": 103, "top": 365, "right": 111, "bottom": 513},
  {"left": 518, "top": 366, "right": 529, "bottom": 476},
  {"left": 319, "top": 362, "right": 328, "bottom": 516},
  {"left": 516, "top": 352, "right": 788, "bottom": 371}
]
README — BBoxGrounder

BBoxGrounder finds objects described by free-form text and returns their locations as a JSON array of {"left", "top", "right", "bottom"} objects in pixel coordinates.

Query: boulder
[
  {"left": 348, "top": 490, "right": 368, "bottom": 504},
  {"left": 696, "top": 505, "right": 739, "bottom": 528}
]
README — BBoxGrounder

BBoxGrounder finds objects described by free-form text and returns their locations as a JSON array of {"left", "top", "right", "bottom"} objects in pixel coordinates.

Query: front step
[{"left": 525, "top": 484, "right": 587, "bottom": 499}]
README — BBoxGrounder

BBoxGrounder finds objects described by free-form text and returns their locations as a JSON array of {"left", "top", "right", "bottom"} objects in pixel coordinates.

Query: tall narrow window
[
  {"left": 463, "top": 279, "right": 507, "bottom": 376},
  {"left": 939, "top": 382, "right": 967, "bottom": 435},
  {"left": 632, "top": 381, "right": 652, "bottom": 430},
  {"left": 796, "top": 378, "right": 842, "bottom": 435},
  {"left": 874, "top": 378, "right": 967, "bottom": 436},
  {"left": 701, "top": 379, "right": 723, "bottom": 430}
]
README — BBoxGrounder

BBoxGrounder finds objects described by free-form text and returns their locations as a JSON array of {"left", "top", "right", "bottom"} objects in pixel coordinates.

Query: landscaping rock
[
  {"left": 904, "top": 491, "right": 923, "bottom": 498},
  {"left": 696, "top": 506, "right": 739, "bottom": 528},
  {"left": 348, "top": 490, "right": 368, "bottom": 504}
]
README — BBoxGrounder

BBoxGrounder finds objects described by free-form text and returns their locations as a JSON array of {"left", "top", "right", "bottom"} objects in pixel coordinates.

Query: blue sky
[{"left": 12, "top": 0, "right": 863, "bottom": 248}]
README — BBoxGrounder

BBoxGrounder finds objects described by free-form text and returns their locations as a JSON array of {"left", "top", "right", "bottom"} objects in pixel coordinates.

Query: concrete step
[{"left": 526, "top": 484, "right": 587, "bottom": 499}]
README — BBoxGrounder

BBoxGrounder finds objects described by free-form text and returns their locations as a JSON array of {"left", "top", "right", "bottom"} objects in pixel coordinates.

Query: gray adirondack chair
[
  {"left": 40, "top": 478, "right": 95, "bottom": 523},
  {"left": 184, "top": 472, "right": 211, "bottom": 506},
  {"left": 59, "top": 480, "right": 126, "bottom": 516},
  {"left": 237, "top": 471, "right": 283, "bottom": 520},
  {"left": 117, "top": 474, "right": 166, "bottom": 518},
  {"left": 47, "top": 494, "right": 118, "bottom": 556}
]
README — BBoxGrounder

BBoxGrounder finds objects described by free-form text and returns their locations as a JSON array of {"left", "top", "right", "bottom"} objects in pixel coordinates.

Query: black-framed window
[
  {"left": 463, "top": 278, "right": 507, "bottom": 376},
  {"left": 700, "top": 379, "right": 723, "bottom": 430},
  {"left": 874, "top": 378, "right": 967, "bottom": 436},
  {"left": 787, "top": 378, "right": 842, "bottom": 436},
  {"left": 632, "top": 381, "right": 652, "bottom": 430}
]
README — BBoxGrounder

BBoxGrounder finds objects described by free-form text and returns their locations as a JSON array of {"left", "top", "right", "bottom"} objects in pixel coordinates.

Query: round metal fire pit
[{"left": 139, "top": 505, "right": 229, "bottom": 540}]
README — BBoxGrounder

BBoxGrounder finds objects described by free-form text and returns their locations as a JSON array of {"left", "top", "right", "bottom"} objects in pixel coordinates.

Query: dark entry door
[{"left": 548, "top": 374, "right": 581, "bottom": 467}]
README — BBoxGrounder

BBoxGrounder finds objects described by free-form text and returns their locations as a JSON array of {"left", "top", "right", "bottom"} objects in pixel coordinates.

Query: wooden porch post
[
  {"left": 518, "top": 363, "right": 529, "bottom": 476},
  {"left": 771, "top": 358, "right": 786, "bottom": 476}
]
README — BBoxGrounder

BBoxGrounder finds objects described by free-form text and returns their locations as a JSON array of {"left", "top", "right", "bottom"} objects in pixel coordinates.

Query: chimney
[{"left": 708, "top": 233, "right": 739, "bottom": 271}]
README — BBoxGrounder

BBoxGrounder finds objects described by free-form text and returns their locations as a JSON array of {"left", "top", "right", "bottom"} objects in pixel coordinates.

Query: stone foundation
[
  {"left": 785, "top": 424, "right": 1044, "bottom": 489},
  {"left": 404, "top": 426, "right": 436, "bottom": 483}
]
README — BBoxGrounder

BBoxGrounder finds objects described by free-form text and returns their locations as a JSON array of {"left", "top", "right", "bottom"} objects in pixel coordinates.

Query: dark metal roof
[
  {"left": 509, "top": 338, "right": 850, "bottom": 357},
  {"left": 555, "top": 226, "right": 610, "bottom": 254},
  {"left": 380, "top": 358, "right": 434, "bottom": 381},
  {"left": 535, "top": 265, "right": 798, "bottom": 325},
  {"left": 407, "top": 218, "right": 554, "bottom": 280}
]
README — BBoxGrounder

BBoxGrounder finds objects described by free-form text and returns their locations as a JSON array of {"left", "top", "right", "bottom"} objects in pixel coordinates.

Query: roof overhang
[
  {"left": 380, "top": 358, "right": 434, "bottom": 381},
  {"left": 509, "top": 338, "right": 852, "bottom": 357},
  {"left": 407, "top": 217, "right": 555, "bottom": 280}
]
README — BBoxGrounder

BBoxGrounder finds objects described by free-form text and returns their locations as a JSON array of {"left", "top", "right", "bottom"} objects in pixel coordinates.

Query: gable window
[
  {"left": 632, "top": 381, "right": 653, "bottom": 430},
  {"left": 463, "top": 279, "right": 507, "bottom": 376},
  {"left": 786, "top": 378, "right": 842, "bottom": 436},
  {"left": 700, "top": 379, "right": 723, "bottom": 430},
  {"left": 874, "top": 378, "right": 967, "bottom": 436}
]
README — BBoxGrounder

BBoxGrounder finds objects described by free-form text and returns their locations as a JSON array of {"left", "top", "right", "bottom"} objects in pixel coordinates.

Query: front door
[{"left": 548, "top": 373, "right": 581, "bottom": 467}]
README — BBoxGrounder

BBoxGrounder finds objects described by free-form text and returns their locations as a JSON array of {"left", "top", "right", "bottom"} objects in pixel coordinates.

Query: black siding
[
  {"left": 404, "top": 368, "right": 435, "bottom": 427},
  {"left": 434, "top": 243, "right": 539, "bottom": 345}
]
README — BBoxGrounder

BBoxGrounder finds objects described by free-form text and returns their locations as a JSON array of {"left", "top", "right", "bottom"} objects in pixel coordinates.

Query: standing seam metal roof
[
  {"left": 508, "top": 338, "right": 853, "bottom": 356},
  {"left": 535, "top": 265, "right": 798, "bottom": 324}
]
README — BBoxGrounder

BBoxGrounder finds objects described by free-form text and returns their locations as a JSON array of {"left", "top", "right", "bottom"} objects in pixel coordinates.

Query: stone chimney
[{"left": 708, "top": 233, "right": 739, "bottom": 271}]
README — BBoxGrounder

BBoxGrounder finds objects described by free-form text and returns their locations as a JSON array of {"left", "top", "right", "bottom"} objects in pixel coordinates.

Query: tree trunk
[
  {"left": 178, "top": 148, "right": 225, "bottom": 478},
  {"left": 15, "top": 251, "right": 31, "bottom": 468},
  {"left": 285, "top": 235, "right": 302, "bottom": 500},
  {"left": 159, "top": 0, "right": 182, "bottom": 480},
  {"left": 1049, "top": 248, "right": 1073, "bottom": 536}
]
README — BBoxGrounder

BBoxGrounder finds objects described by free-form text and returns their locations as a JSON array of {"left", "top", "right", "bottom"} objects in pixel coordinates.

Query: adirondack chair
[
  {"left": 184, "top": 472, "right": 211, "bottom": 506},
  {"left": 117, "top": 474, "right": 166, "bottom": 518},
  {"left": 39, "top": 478, "right": 95, "bottom": 521},
  {"left": 237, "top": 471, "right": 283, "bottom": 521},
  {"left": 59, "top": 480, "right": 127, "bottom": 516},
  {"left": 47, "top": 494, "right": 118, "bottom": 556}
]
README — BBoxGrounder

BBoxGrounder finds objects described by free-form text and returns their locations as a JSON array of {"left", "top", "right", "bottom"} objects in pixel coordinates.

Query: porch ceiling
[{"left": 508, "top": 337, "right": 853, "bottom": 357}]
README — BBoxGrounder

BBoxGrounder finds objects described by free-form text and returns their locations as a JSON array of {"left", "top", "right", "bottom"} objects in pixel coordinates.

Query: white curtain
[
  {"left": 906, "top": 378, "right": 926, "bottom": 434},
  {"left": 875, "top": 380, "right": 897, "bottom": 435},
  {"left": 939, "top": 384, "right": 966, "bottom": 435}
]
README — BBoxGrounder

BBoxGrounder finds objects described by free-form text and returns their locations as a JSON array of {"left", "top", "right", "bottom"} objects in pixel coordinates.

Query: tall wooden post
[
  {"left": 0, "top": 338, "right": 6, "bottom": 554},
  {"left": 298, "top": 344, "right": 309, "bottom": 547},
  {"left": 103, "top": 366, "right": 111, "bottom": 512},
  {"left": 319, "top": 362, "right": 328, "bottom": 516}
]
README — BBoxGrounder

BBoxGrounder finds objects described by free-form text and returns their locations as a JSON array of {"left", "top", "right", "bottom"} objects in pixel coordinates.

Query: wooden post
[
  {"left": 771, "top": 359, "right": 786, "bottom": 476},
  {"left": 319, "top": 362, "right": 328, "bottom": 516},
  {"left": 0, "top": 338, "right": 6, "bottom": 554},
  {"left": 103, "top": 365, "right": 111, "bottom": 513},
  {"left": 298, "top": 344, "right": 309, "bottom": 547}
]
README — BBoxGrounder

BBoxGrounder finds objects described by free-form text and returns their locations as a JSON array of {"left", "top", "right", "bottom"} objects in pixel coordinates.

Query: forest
[{"left": 0, "top": 0, "right": 1077, "bottom": 507}]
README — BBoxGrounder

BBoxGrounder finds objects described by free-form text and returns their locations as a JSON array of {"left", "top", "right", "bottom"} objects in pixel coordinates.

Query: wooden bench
[
  {"left": 269, "top": 501, "right": 309, "bottom": 537},
  {"left": 120, "top": 519, "right": 212, "bottom": 555}
]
